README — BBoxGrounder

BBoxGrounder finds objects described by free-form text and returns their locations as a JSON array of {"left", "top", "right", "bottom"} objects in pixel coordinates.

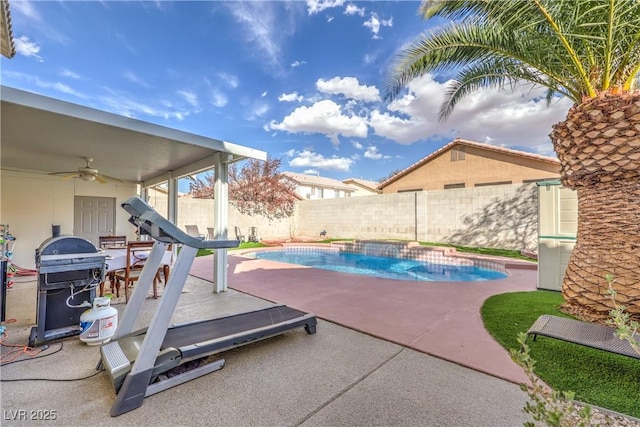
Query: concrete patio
[{"left": 0, "top": 253, "right": 539, "bottom": 426}]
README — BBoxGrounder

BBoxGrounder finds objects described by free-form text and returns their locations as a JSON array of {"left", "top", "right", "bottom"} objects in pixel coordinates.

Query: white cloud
[
  {"left": 10, "top": 1, "right": 41, "bottom": 21},
  {"left": 316, "top": 76, "right": 380, "bottom": 102},
  {"left": 306, "top": 0, "right": 345, "bottom": 15},
  {"left": 370, "top": 73, "right": 572, "bottom": 152},
  {"left": 278, "top": 92, "right": 304, "bottom": 102},
  {"left": 2, "top": 72, "right": 86, "bottom": 98},
  {"left": 288, "top": 149, "right": 354, "bottom": 172},
  {"left": 344, "top": 4, "right": 365, "bottom": 17},
  {"left": 261, "top": 91, "right": 268, "bottom": 97},
  {"left": 178, "top": 90, "right": 199, "bottom": 107},
  {"left": 225, "top": 2, "right": 299, "bottom": 73},
  {"left": 99, "top": 93, "right": 191, "bottom": 121},
  {"left": 60, "top": 68, "right": 80, "bottom": 79},
  {"left": 303, "top": 169, "right": 319, "bottom": 175},
  {"left": 123, "top": 71, "right": 149, "bottom": 88},
  {"left": 248, "top": 102, "right": 270, "bottom": 119},
  {"left": 363, "top": 13, "right": 393, "bottom": 39},
  {"left": 267, "top": 99, "right": 368, "bottom": 146},
  {"left": 351, "top": 141, "right": 364, "bottom": 150},
  {"left": 210, "top": 89, "right": 228, "bottom": 108},
  {"left": 291, "top": 60, "right": 307, "bottom": 68},
  {"left": 218, "top": 72, "right": 239, "bottom": 88},
  {"left": 364, "top": 145, "right": 388, "bottom": 160},
  {"left": 14, "top": 35, "right": 42, "bottom": 61}
]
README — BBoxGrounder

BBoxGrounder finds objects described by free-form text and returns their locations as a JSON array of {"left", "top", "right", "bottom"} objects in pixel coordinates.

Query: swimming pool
[{"left": 247, "top": 248, "right": 507, "bottom": 282}]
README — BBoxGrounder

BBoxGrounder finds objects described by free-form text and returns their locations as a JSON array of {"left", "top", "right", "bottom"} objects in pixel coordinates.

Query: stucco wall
[
  {"left": 0, "top": 170, "right": 138, "bottom": 269},
  {"left": 382, "top": 146, "right": 560, "bottom": 193}
]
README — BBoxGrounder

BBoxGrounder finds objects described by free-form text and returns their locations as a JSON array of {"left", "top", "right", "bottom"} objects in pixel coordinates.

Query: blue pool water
[{"left": 248, "top": 249, "right": 507, "bottom": 282}]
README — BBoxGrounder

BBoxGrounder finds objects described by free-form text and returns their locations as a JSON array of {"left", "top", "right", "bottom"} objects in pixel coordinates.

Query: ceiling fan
[{"left": 49, "top": 157, "right": 123, "bottom": 184}]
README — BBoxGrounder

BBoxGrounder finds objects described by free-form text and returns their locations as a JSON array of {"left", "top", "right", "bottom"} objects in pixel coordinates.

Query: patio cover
[{"left": 0, "top": 85, "right": 267, "bottom": 291}]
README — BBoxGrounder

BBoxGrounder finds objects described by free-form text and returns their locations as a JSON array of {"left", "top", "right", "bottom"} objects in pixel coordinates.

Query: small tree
[{"left": 188, "top": 156, "right": 298, "bottom": 221}]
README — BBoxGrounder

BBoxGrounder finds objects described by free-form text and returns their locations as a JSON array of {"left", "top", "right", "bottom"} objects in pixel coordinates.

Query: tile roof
[
  {"left": 342, "top": 178, "right": 381, "bottom": 192},
  {"left": 378, "top": 138, "right": 560, "bottom": 189},
  {"left": 282, "top": 171, "right": 354, "bottom": 191},
  {"left": 1, "top": 0, "right": 15, "bottom": 59}
]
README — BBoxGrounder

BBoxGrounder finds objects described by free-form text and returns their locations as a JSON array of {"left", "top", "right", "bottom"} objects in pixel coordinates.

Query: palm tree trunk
[
  {"left": 552, "top": 93, "right": 640, "bottom": 320},
  {"left": 562, "top": 181, "right": 640, "bottom": 319}
]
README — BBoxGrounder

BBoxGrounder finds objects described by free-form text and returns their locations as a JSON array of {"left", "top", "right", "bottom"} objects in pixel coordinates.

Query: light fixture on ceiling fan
[{"left": 49, "top": 157, "right": 124, "bottom": 184}]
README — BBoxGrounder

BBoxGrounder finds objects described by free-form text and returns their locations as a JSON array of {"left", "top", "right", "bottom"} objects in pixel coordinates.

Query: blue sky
[{"left": 2, "top": 0, "right": 572, "bottom": 185}]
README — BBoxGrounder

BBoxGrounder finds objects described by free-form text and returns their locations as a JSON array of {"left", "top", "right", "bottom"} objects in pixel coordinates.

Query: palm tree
[{"left": 386, "top": 0, "right": 640, "bottom": 320}]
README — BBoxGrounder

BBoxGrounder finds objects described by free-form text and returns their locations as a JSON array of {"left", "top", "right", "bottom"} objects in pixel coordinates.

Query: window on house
[
  {"left": 310, "top": 187, "right": 316, "bottom": 195},
  {"left": 451, "top": 146, "right": 466, "bottom": 162},
  {"left": 444, "top": 183, "right": 465, "bottom": 189},
  {"left": 335, "top": 190, "right": 340, "bottom": 198},
  {"left": 522, "top": 178, "right": 558, "bottom": 183},
  {"left": 474, "top": 181, "right": 512, "bottom": 187},
  {"left": 317, "top": 188, "right": 324, "bottom": 198}
]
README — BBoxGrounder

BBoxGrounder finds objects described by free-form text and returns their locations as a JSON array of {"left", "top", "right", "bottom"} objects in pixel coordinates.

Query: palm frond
[{"left": 386, "top": 0, "right": 640, "bottom": 119}]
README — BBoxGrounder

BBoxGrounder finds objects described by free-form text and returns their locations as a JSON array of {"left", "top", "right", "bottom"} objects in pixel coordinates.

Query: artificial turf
[{"left": 481, "top": 290, "right": 640, "bottom": 418}]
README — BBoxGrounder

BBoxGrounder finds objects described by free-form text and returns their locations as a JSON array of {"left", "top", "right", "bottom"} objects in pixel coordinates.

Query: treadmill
[{"left": 100, "top": 197, "right": 317, "bottom": 417}]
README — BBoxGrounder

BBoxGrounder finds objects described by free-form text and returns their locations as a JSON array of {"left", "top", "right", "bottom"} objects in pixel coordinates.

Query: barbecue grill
[{"left": 28, "top": 236, "right": 106, "bottom": 347}]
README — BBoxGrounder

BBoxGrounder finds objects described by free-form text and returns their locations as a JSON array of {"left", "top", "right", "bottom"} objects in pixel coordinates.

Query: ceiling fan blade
[
  {"left": 61, "top": 174, "right": 79, "bottom": 181},
  {"left": 49, "top": 171, "right": 78, "bottom": 176},
  {"left": 100, "top": 174, "right": 124, "bottom": 183},
  {"left": 94, "top": 174, "right": 108, "bottom": 184}
]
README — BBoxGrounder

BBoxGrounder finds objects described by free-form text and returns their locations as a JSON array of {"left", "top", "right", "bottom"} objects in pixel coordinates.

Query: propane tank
[{"left": 79, "top": 297, "right": 118, "bottom": 346}]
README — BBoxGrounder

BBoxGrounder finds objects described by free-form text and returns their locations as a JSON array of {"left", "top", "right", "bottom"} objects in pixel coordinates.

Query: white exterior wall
[
  {"left": 0, "top": 169, "right": 138, "bottom": 269},
  {"left": 293, "top": 184, "right": 349, "bottom": 200}
]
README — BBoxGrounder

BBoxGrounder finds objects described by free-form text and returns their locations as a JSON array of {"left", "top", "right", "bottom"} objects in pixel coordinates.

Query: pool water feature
[{"left": 247, "top": 245, "right": 508, "bottom": 282}]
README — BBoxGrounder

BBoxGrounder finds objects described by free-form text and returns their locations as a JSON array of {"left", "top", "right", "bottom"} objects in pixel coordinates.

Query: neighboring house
[
  {"left": 282, "top": 172, "right": 355, "bottom": 200},
  {"left": 342, "top": 178, "right": 381, "bottom": 197},
  {"left": 1, "top": 0, "right": 16, "bottom": 58},
  {"left": 379, "top": 138, "right": 560, "bottom": 193}
]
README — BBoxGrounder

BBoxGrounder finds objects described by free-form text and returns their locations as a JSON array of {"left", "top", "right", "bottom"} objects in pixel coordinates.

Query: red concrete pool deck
[{"left": 190, "top": 252, "right": 538, "bottom": 385}]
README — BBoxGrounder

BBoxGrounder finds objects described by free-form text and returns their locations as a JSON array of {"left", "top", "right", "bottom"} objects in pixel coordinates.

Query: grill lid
[{"left": 37, "top": 236, "right": 98, "bottom": 256}]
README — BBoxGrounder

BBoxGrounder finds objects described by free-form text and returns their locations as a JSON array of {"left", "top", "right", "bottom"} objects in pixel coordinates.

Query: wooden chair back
[{"left": 99, "top": 235, "right": 127, "bottom": 248}]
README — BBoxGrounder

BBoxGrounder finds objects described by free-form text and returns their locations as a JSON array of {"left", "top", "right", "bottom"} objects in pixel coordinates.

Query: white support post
[
  {"left": 213, "top": 153, "right": 231, "bottom": 293},
  {"left": 167, "top": 171, "right": 177, "bottom": 225}
]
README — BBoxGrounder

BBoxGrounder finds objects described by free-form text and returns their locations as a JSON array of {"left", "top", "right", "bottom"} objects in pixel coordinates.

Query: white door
[{"left": 73, "top": 196, "right": 116, "bottom": 247}]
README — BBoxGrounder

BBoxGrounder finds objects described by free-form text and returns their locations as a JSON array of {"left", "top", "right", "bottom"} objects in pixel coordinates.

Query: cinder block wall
[
  {"left": 152, "top": 197, "right": 297, "bottom": 241},
  {"left": 295, "top": 192, "right": 428, "bottom": 241},
  {"left": 157, "top": 182, "right": 538, "bottom": 250},
  {"left": 426, "top": 183, "right": 538, "bottom": 250}
]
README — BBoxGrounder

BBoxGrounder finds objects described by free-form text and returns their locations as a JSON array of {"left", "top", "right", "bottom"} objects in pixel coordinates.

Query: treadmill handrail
[{"left": 121, "top": 196, "right": 239, "bottom": 249}]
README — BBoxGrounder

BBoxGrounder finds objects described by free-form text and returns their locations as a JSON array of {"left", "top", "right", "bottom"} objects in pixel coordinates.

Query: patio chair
[
  {"left": 206, "top": 227, "right": 215, "bottom": 240},
  {"left": 526, "top": 314, "right": 640, "bottom": 359},
  {"left": 234, "top": 226, "right": 245, "bottom": 242},
  {"left": 185, "top": 225, "right": 204, "bottom": 239},
  {"left": 248, "top": 227, "right": 259, "bottom": 243}
]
